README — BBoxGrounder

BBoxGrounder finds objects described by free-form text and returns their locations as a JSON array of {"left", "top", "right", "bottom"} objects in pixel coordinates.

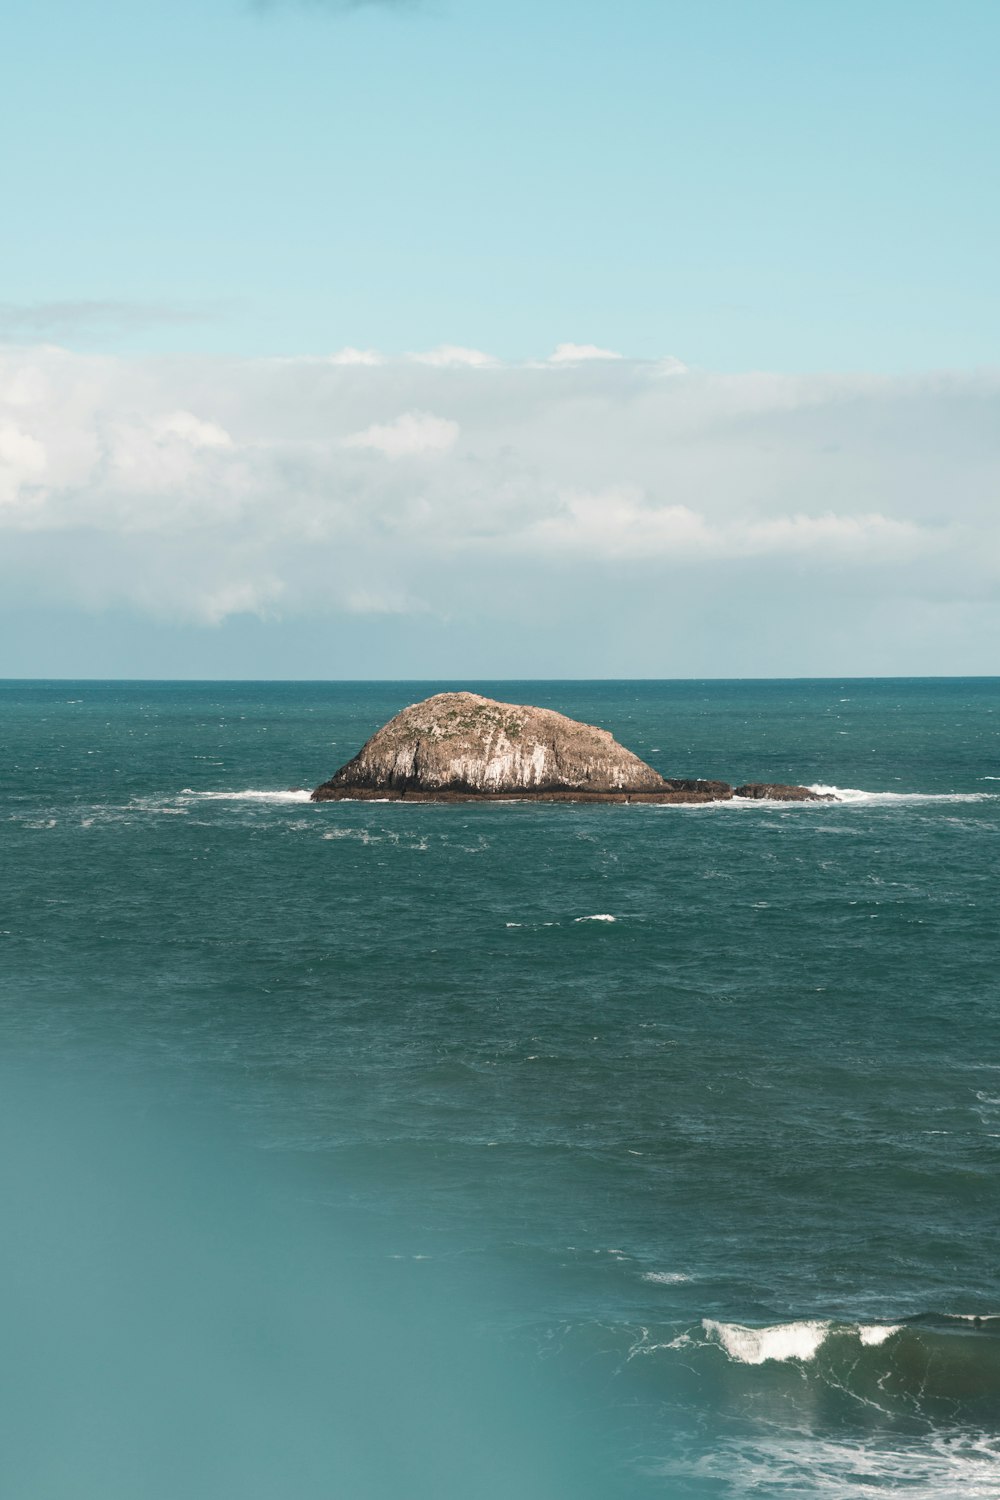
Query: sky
[{"left": 1, "top": 0, "right": 998, "bottom": 677}]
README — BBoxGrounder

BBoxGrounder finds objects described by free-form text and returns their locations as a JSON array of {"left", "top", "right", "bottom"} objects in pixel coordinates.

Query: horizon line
[{"left": 3, "top": 675, "right": 999, "bottom": 686}]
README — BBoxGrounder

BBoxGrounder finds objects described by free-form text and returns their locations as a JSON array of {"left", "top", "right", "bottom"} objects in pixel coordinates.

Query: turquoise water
[{"left": 4, "top": 679, "right": 1000, "bottom": 1497}]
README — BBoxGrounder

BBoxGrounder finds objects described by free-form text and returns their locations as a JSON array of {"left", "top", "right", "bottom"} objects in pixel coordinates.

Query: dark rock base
[
  {"left": 734, "top": 783, "right": 836, "bottom": 802},
  {"left": 310, "top": 780, "right": 832, "bottom": 804}
]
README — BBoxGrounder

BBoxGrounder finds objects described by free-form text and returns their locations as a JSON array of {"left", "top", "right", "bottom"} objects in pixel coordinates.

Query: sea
[{"left": 3, "top": 677, "right": 999, "bottom": 1499}]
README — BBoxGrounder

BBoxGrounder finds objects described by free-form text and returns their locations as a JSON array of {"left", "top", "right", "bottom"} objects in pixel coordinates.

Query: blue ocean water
[{"left": 3, "top": 678, "right": 1000, "bottom": 1498}]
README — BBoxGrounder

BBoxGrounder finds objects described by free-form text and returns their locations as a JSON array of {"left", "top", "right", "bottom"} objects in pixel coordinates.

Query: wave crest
[
  {"left": 181, "top": 789, "right": 314, "bottom": 803},
  {"left": 807, "top": 785, "right": 993, "bottom": 805}
]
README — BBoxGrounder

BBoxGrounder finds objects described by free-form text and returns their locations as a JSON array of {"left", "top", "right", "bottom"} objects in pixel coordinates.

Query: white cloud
[
  {"left": 652, "top": 355, "right": 689, "bottom": 377},
  {"left": 327, "top": 347, "right": 383, "bottom": 366},
  {"left": 154, "top": 411, "right": 233, "bottom": 449},
  {"left": 0, "top": 420, "right": 47, "bottom": 505},
  {"left": 325, "top": 346, "right": 496, "bottom": 368},
  {"left": 517, "top": 491, "right": 929, "bottom": 561},
  {"left": 342, "top": 410, "right": 459, "bottom": 458},
  {"left": 408, "top": 346, "right": 497, "bottom": 368},
  {"left": 0, "top": 344, "right": 997, "bottom": 649},
  {"left": 197, "top": 577, "right": 286, "bottom": 626},
  {"left": 548, "top": 342, "right": 624, "bottom": 363}
]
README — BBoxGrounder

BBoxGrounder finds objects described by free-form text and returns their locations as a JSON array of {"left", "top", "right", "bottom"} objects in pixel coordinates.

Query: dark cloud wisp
[{"left": 0, "top": 301, "right": 220, "bottom": 342}]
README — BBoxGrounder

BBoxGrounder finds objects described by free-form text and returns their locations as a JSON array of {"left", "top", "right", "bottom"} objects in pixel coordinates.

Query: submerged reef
[{"left": 311, "top": 692, "right": 834, "bottom": 804}]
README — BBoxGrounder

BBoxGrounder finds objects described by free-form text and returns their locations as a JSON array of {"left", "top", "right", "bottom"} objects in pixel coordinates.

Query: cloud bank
[{"left": 1, "top": 342, "right": 997, "bottom": 671}]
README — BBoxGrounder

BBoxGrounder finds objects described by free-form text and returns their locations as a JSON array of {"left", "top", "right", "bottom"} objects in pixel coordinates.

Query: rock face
[
  {"left": 310, "top": 692, "right": 834, "bottom": 804},
  {"left": 312, "top": 691, "right": 667, "bottom": 800}
]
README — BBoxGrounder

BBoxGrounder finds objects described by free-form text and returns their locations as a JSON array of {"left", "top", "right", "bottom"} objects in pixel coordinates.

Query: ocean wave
[
  {"left": 181, "top": 789, "right": 314, "bottom": 803},
  {"left": 615, "top": 1312, "right": 1000, "bottom": 1430},
  {"left": 806, "top": 785, "right": 994, "bottom": 805},
  {"left": 574, "top": 914, "right": 617, "bottom": 923},
  {"left": 657, "top": 785, "right": 997, "bottom": 811},
  {"left": 655, "top": 1430, "right": 1000, "bottom": 1500},
  {"left": 857, "top": 1322, "right": 902, "bottom": 1346},
  {"left": 699, "top": 1313, "right": 1000, "bottom": 1366},
  {"left": 704, "top": 1317, "right": 831, "bottom": 1364}
]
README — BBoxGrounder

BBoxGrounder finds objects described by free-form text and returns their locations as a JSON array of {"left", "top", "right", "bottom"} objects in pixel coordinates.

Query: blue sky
[
  {"left": 2, "top": 0, "right": 999, "bottom": 676},
  {"left": 6, "top": 0, "right": 999, "bottom": 370}
]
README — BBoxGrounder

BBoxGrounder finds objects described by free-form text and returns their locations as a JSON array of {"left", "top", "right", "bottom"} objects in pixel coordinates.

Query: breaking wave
[
  {"left": 703, "top": 1317, "right": 831, "bottom": 1364},
  {"left": 623, "top": 1312, "right": 1000, "bottom": 1427},
  {"left": 180, "top": 789, "right": 314, "bottom": 803},
  {"left": 805, "top": 785, "right": 994, "bottom": 805}
]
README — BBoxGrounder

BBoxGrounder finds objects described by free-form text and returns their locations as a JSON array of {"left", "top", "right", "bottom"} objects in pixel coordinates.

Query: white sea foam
[
  {"left": 658, "top": 1431, "right": 1000, "bottom": 1499},
  {"left": 857, "top": 1323, "right": 902, "bottom": 1346},
  {"left": 651, "top": 785, "right": 994, "bottom": 813},
  {"left": 574, "top": 914, "right": 616, "bottom": 923},
  {"left": 627, "top": 1327, "right": 693, "bottom": 1359},
  {"left": 184, "top": 789, "right": 314, "bottom": 803},
  {"left": 704, "top": 1318, "right": 831, "bottom": 1364},
  {"left": 642, "top": 1271, "right": 690, "bottom": 1284},
  {"left": 806, "top": 785, "right": 992, "bottom": 805}
]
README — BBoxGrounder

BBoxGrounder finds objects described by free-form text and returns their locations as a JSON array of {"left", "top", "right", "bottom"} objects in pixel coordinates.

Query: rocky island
[{"left": 310, "top": 692, "right": 834, "bottom": 804}]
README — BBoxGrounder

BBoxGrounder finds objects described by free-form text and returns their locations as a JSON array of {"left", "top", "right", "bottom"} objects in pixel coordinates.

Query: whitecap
[
  {"left": 187, "top": 789, "right": 313, "bottom": 803},
  {"left": 857, "top": 1323, "right": 902, "bottom": 1346},
  {"left": 704, "top": 1318, "right": 831, "bottom": 1364},
  {"left": 642, "top": 1271, "right": 690, "bottom": 1284},
  {"left": 807, "top": 784, "right": 992, "bottom": 805},
  {"left": 574, "top": 914, "right": 616, "bottom": 923}
]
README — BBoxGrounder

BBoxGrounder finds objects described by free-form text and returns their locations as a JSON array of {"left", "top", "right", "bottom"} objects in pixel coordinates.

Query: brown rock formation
[
  {"left": 312, "top": 691, "right": 666, "bottom": 800},
  {"left": 310, "top": 692, "right": 834, "bottom": 804}
]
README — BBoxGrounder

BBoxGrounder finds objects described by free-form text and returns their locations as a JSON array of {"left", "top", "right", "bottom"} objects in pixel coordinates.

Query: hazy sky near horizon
[{"left": 2, "top": 0, "right": 999, "bottom": 677}]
